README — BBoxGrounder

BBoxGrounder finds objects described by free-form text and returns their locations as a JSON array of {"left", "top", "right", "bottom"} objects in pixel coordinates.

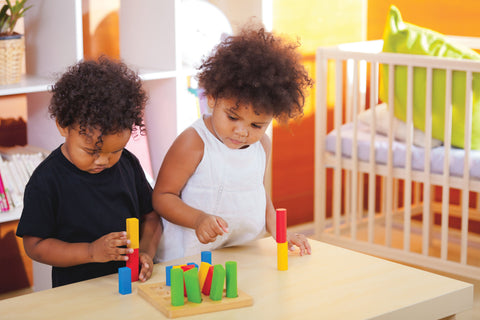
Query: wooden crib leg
[
  {"left": 420, "top": 181, "right": 431, "bottom": 256},
  {"left": 345, "top": 170, "right": 351, "bottom": 230},
  {"left": 427, "top": 185, "right": 435, "bottom": 252},
  {"left": 358, "top": 173, "right": 365, "bottom": 219},
  {"left": 380, "top": 176, "right": 386, "bottom": 217},
  {"left": 386, "top": 178, "right": 399, "bottom": 248}
]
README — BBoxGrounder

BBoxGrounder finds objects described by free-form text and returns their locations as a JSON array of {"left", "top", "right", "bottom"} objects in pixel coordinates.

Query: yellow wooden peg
[
  {"left": 198, "top": 261, "right": 211, "bottom": 289},
  {"left": 277, "top": 242, "right": 288, "bottom": 271},
  {"left": 126, "top": 217, "right": 139, "bottom": 249}
]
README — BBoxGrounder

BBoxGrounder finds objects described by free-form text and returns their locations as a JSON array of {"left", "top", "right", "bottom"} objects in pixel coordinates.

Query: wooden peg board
[{"left": 138, "top": 281, "right": 253, "bottom": 318}]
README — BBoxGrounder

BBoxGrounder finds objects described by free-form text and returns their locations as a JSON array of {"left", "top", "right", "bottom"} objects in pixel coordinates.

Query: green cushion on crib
[{"left": 379, "top": 5, "right": 480, "bottom": 149}]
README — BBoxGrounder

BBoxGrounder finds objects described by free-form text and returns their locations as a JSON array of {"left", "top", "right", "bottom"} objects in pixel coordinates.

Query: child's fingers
[
  {"left": 197, "top": 233, "right": 207, "bottom": 244},
  {"left": 196, "top": 229, "right": 212, "bottom": 244},
  {"left": 106, "top": 233, "right": 131, "bottom": 259},
  {"left": 304, "top": 239, "right": 312, "bottom": 255},
  {"left": 295, "top": 233, "right": 312, "bottom": 255},
  {"left": 103, "top": 231, "right": 130, "bottom": 249},
  {"left": 110, "top": 238, "right": 131, "bottom": 249},
  {"left": 206, "top": 228, "right": 218, "bottom": 239},
  {"left": 139, "top": 269, "right": 147, "bottom": 282},
  {"left": 119, "top": 247, "right": 133, "bottom": 256},
  {"left": 115, "top": 253, "right": 130, "bottom": 261},
  {"left": 139, "top": 262, "right": 152, "bottom": 281},
  {"left": 289, "top": 233, "right": 312, "bottom": 256},
  {"left": 90, "top": 232, "right": 131, "bottom": 263},
  {"left": 288, "top": 242, "right": 295, "bottom": 251},
  {"left": 195, "top": 215, "right": 227, "bottom": 244},
  {"left": 216, "top": 217, "right": 229, "bottom": 233},
  {"left": 201, "top": 230, "right": 217, "bottom": 243},
  {"left": 139, "top": 253, "right": 153, "bottom": 281},
  {"left": 108, "top": 245, "right": 130, "bottom": 261},
  {"left": 293, "top": 241, "right": 305, "bottom": 256},
  {"left": 108, "top": 231, "right": 128, "bottom": 240},
  {"left": 102, "top": 248, "right": 128, "bottom": 262}
]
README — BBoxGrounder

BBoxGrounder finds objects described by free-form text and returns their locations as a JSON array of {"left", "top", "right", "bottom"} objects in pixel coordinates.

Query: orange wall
[{"left": 367, "top": 0, "right": 480, "bottom": 40}]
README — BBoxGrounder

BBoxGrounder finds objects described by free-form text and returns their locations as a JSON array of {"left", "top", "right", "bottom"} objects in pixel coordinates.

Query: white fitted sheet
[{"left": 325, "top": 121, "right": 480, "bottom": 180}]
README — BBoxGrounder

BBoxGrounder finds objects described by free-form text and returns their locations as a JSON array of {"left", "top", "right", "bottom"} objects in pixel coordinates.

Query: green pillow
[{"left": 379, "top": 5, "right": 480, "bottom": 149}]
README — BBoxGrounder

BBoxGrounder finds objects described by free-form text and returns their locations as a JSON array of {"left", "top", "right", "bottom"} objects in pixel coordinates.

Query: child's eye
[
  {"left": 251, "top": 123, "right": 262, "bottom": 129},
  {"left": 84, "top": 149, "right": 98, "bottom": 156},
  {"left": 227, "top": 115, "right": 237, "bottom": 121}
]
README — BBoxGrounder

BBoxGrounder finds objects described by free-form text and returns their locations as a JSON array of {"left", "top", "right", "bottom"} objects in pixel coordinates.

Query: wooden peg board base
[{"left": 138, "top": 281, "right": 253, "bottom": 318}]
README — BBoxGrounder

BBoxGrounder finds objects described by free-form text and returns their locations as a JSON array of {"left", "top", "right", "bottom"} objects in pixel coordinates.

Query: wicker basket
[{"left": 0, "top": 36, "right": 24, "bottom": 85}]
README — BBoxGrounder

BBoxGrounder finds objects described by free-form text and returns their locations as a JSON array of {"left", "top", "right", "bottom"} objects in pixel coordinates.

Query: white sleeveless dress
[{"left": 155, "top": 116, "right": 267, "bottom": 262}]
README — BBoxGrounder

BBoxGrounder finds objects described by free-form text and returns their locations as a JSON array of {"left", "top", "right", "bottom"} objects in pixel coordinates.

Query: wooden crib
[{"left": 314, "top": 37, "right": 480, "bottom": 279}]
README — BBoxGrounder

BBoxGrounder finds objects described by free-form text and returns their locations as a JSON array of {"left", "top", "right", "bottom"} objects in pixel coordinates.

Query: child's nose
[
  {"left": 94, "top": 153, "right": 110, "bottom": 165},
  {"left": 234, "top": 126, "right": 248, "bottom": 137}
]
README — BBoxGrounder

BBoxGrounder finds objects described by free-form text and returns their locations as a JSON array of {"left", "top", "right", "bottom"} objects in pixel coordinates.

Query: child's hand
[
  {"left": 88, "top": 231, "right": 132, "bottom": 263},
  {"left": 138, "top": 252, "right": 154, "bottom": 282},
  {"left": 194, "top": 214, "right": 229, "bottom": 244},
  {"left": 286, "top": 232, "right": 312, "bottom": 256}
]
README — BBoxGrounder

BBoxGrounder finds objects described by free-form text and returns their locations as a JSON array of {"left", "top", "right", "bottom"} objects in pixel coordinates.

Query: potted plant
[{"left": 0, "top": 0, "right": 31, "bottom": 85}]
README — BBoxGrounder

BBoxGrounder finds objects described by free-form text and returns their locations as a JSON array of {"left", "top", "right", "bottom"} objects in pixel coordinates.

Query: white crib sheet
[{"left": 325, "top": 122, "right": 480, "bottom": 180}]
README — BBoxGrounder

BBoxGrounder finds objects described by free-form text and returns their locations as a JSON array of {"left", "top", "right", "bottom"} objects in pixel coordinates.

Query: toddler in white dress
[{"left": 154, "top": 26, "right": 312, "bottom": 262}]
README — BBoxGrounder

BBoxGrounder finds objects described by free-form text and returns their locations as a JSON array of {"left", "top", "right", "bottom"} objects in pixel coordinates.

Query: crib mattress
[{"left": 325, "top": 121, "right": 480, "bottom": 180}]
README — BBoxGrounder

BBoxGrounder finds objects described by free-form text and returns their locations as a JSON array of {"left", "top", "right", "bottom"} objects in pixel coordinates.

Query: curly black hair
[
  {"left": 49, "top": 56, "right": 148, "bottom": 146},
  {"left": 197, "top": 26, "right": 313, "bottom": 123}
]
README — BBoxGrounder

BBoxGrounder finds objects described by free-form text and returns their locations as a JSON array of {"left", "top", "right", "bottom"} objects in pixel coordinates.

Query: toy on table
[
  {"left": 201, "top": 250, "right": 212, "bottom": 264},
  {"left": 126, "top": 217, "right": 139, "bottom": 282},
  {"left": 276, "top": 208, "right": 288, "bottom": 271},
  {"left": 118, "top": 266, "right": 132, "bottom": 295},
  {"left": 225, "top": 261, "right": 238, "bottom": 298},
  {"left": 209, "top": 264, "right": 225, "bottom": 301},
  {"left": 198, "top": 261, "right": 211, "bottom": 290},
  {"left": 184, "top": 267, "right": 202, "bottom": 303},
  {"left": 138, "top": 250, "right": 253, "bottom": 318},
  {"left": 180, "top": 264, "right": 196, "bottom": 297},
  {"left": 201, "top": 265, "right": 214, "bottom": 295},
  {"left": 166, "top": 252, "right": 233, "bottom": 302},
  {"left": 170, "top": 268, "right": 184, "bottom": 306},
  {"left": 117, "top": 217, "right": 140, "bottom": 295}
]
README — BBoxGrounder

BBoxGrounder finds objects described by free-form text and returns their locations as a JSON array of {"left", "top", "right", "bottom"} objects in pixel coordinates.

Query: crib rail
[{"left": 314, "top": 39, "right": 480, "bottom": 279}]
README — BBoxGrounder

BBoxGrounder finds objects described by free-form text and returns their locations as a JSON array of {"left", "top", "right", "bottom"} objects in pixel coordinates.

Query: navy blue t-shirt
[{"left": 16, "top": 146, "right": 153, "bottom": 287}]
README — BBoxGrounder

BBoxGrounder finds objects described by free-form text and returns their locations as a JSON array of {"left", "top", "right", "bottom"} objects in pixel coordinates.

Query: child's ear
[
  {"left": 207, "top": 95, "right": 216, "bottom": 109},
  {"left": 56, "top": 121, "right": 68, "bottom": 137}
]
